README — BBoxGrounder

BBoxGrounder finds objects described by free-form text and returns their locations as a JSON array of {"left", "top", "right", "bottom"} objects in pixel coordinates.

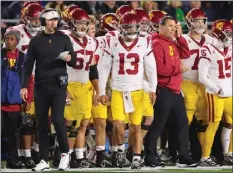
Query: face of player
[
  {"left": 192, "top": 19, "right": 206, "bottom": 34},
  {"left": 5, "top": 35, "right": 18, "bottom": 50},
  {"left": 87, "top": 24, "right": 95, "bottom": 38},
  {"left": 140, "top": 21, "right": 149, "bottom": 36},
  {"left": 159, "top": 19, "right": 176, "bottom": 39},
  {"left": 45, "top": 19, "right": 58, "bottom": 33},
  {"left": 122, "top": 24, "right": 139, "bottom": 41},
  {"left": 29, "top": 17, "right": 41, "bottom": 28},
  {"left": 25, "top": 16, "right": 42, "bottom": 34},
  {"left": 75, "top": 20, "right": 89, "bottom": 38}
]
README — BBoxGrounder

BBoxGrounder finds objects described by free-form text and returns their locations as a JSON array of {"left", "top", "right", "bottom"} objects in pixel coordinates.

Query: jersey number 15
[{"left": 217, "top": 57, "right": 231, "bottom": 79}]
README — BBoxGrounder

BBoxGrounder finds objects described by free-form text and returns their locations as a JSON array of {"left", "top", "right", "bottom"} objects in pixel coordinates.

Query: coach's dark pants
[
  {"left": 1, "top": 111, "right": 21, "bottom": 162},
  {"left": 34, "top": 82, "right": 69, "bottom": 161},
  {"left": 144, "top": 86, "right": 189, "bottom": 161}
]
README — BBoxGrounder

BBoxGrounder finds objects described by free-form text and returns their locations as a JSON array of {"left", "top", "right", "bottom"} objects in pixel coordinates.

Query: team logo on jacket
[{"left": 169, "top": 45, "right": 174, "bottom": 56}]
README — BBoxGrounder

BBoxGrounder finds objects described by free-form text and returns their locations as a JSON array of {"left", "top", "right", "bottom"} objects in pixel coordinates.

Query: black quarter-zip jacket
[{"left": 21, "top": 30, "right": 76, "bottom": 88}]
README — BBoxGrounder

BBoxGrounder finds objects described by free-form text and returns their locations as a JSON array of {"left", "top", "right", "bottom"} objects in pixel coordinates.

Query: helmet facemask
[
  {"left": 150, "top": 22, "right": 159, "bottom": 33},
  {"left": 140, "top": 21, "right": 150, "bottom": 36},
  {"left": 71, "top": 20, "right": 89, "bottom": 38},
  {"left": 121, "top": 24, "right": 140, "bottom": 40},
  {"left": 222, "top": 30, "right": 232, "bottom": 47},
  {"left": 107, "top": 18, "right": 119, "bottom": 31},
  {"left": 190, "top": 18, "right": 207, "bottom": 34},
  {"left": 212, "top": 28, "right": 232, "bottom": 48},
  {"left": 25, "top": 17, "right": 42, "bottom": 35}
]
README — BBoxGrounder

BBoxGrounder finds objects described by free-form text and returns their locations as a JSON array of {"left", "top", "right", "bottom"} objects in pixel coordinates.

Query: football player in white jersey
[
  {"left": 181, "top": 8, "right": 215, "bottom": 162},
  {"left": 99, "top": 12, "right": 157, "bottom": 169},
  {"left": 88, "top": 13, "right": 120, "bottom": 167},
  {"left": 93, "top": 13, "right": 122, "bottom": 167},
  {"left": 123, "top": 8, "right": 153, "bottom": 163},
  {"left": 182, "top": 8, "right": 214, "bottom": 125},
  {"left": 108, "top": 7, "right": 134, "bottom": 165},
  {"left": 5, "top": 3, "right": 43, "bottom": 168},
  {"left": 6, "top": 3, "right": 43, "bottom": 54},
  {"left": 226, "top": 18, "right": 233, "bottom": 164},
  {"left": 62, "top": 8, "right": 100, "bottom": 168},
  {"left": 198, "top": 19, "right": 232, "bottom": 166}
]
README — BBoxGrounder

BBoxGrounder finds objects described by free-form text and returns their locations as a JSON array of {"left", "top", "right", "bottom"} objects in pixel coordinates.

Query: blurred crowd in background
[{"left": 1, "top": 1, "right": 232, "bottom": 37}]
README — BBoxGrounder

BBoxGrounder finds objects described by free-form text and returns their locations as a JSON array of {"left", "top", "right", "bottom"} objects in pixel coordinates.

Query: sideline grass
[{"left": 1, "top": 166, "right": 232, "bottom": 173}]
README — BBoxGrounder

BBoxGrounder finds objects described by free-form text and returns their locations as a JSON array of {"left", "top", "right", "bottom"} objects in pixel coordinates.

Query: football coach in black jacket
[{"left": 20, "top": 8, "right": 76, "bottom": 171}]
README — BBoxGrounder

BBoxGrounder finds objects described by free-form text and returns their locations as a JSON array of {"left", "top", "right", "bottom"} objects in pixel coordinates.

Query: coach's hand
[
  {"left": 62, "top": 54, "right": 71, "bottom": 62},
  {"left": 20, "top": 88, "right": 28, "bottom": 102},
  {"left": 100, "top": 95, "right": 108, "bottom": 106},
  {"left": 175, "top": 22, "right": 182, "bottom": 38},
  {"left": 149, "top": 91, "right": 156, "bottom": 105}
]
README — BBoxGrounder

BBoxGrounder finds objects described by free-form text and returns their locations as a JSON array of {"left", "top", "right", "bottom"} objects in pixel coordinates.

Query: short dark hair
[{"left": 159, "top": 16, "right": 174, "bottom": 25}]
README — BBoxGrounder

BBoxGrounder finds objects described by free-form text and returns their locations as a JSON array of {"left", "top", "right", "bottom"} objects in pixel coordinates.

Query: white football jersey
[
  {"left": 181, "top": 34, "right": 214, "bottom": 82},
  {"left": 6, "top": 24, "right": 34, "bottom": 54},
  {"left": 142, "top": 35, "right": 152, "bottom": 92},
  {"left": 95, "top": 36, "right": 106, "bottom": 66},
  {"left": 198, "top": 43, "right": 232, "bottom": 97},
  {"left": 105, "top": 30, "right": 120, "bottom": 39},
  {"left": 99, "top": 36, "right": 157, "bottom": 95},
  {"left": 95, "top": 31, "right": 119, "bottom": 66},
  {"left": 64, "top": 31, "right": 96, "bottom": 83}
]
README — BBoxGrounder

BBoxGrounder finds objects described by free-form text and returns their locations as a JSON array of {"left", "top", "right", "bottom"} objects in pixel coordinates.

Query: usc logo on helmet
[
  {"left": 21, "top": 8, "right": 27, "bottom": 17},
  {"left": 216, "top": 22, "right": 224, "bottom": 30},
  {"left": 105, "top": 16, "right": 114, "bottom": 25},
  {"left": 148, "top": 12, "right": 154, "bottom": 20}
]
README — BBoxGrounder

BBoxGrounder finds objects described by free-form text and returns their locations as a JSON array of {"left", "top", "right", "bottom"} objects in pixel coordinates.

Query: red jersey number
[
  {"left": 191, "top": 49, "right": 200, "bottom": 70},
  {"left": 217, "top": 57, "right": 231, "bottom": 79},
  {"left": 118, "top": 53, "right": 139, "bottom": 75},
  {"left": 74, "top": 50, "right": 93, "bottom": 71}
]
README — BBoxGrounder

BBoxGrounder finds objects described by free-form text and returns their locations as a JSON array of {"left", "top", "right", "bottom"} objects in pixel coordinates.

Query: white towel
[{"left": 123, "top": 91, "right": 135, "bottom": 113}]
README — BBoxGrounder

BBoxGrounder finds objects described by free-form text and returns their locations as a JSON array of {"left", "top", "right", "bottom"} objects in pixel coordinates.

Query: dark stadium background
[{"left": 1, "top": 1, "right": 233, "bottom": 36}]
